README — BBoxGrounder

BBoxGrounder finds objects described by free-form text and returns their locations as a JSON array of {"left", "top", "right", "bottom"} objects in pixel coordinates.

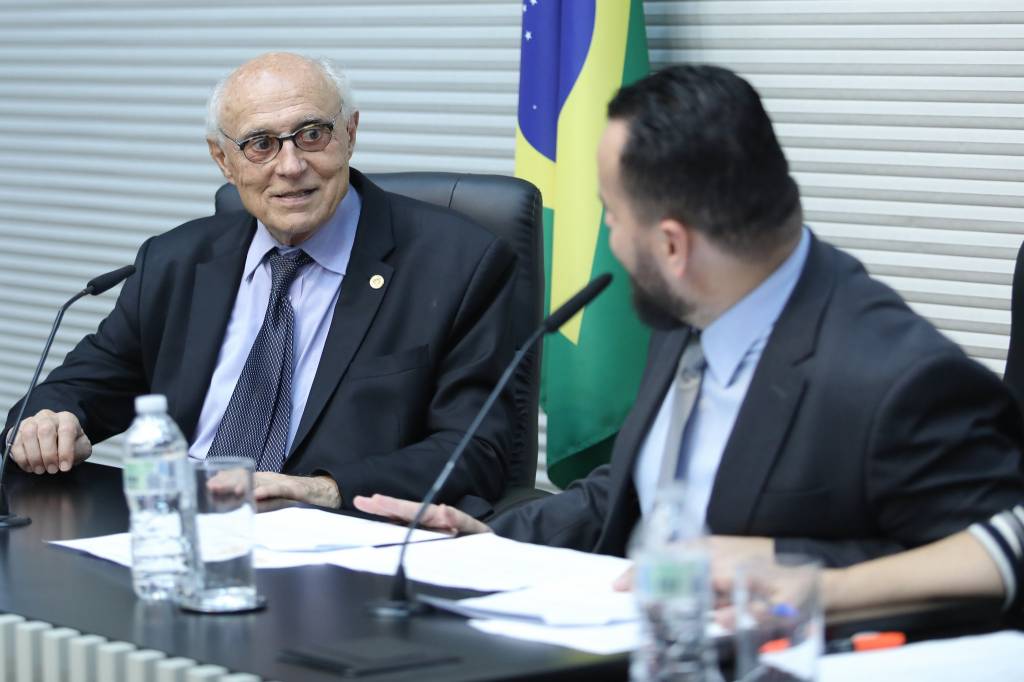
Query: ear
[
  {"left": 207, "top": 138, "right": 234, "bottom": 182},
  {"left": 657, "top": 218, "right": 692, "bottom": 277},
  {"left": 344, "top": 111, "right": 359, "bottom": 161}
]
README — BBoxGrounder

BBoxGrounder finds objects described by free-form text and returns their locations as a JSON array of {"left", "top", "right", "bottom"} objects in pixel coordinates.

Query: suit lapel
[
  {"left": 290, "top": 170, "right": 395, "bottom": 455},
  {"left": 176, "top": 214, "right": 255, "bottom": 440},
  {"left": 705, "top": 236, "right": 836, "bottom": 533},
  {"left": 597, "top": 327, "right": 691, "bottom": 551}
]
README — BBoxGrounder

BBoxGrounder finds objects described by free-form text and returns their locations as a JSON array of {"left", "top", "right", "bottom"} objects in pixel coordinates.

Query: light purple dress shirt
[
  {"left": 633, "top": 227, "right": 811, "bottom": 523},
  {"left": 189, "top": 187, "right": 361, "bottom": 460}
]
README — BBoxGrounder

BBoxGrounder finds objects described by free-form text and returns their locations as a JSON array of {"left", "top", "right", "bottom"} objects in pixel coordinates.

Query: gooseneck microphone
[
  {"left": 374, "top": 273, "right": 613, "bottom": 617},
  {"left": 0, "top": 265, "right": 136, "bottom": 530}
]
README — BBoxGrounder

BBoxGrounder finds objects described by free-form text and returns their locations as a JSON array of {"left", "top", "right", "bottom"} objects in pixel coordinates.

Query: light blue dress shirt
[
  {"left": 633, "top": 228, "right": 811, "bottom": 522},
  {"left": 189, "top": 187, "right": 361, "bottom": 460}
]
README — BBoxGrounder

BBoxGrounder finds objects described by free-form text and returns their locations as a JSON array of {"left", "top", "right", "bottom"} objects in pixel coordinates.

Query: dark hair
[{"left": 607, "top": 65, "right": 802, "bottom": 257}]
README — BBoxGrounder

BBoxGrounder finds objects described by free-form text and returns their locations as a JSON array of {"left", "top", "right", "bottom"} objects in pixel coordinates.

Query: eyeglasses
[{"left": 220, "top": 113, "right": 341, "bottom": 164}]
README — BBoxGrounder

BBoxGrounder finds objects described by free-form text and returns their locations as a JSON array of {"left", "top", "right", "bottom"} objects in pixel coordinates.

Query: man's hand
[
  {"left": 708, "top": 534, "right": 773, "bottom": 583},
  {"left": 613, "top": 565, "right": 634, "bottom": 592},
  {"left": 205, "top": 468, "right": 250, "bottom": 498},
  {"left": 9, "top": 409, "right": 92, "bottom": 474},
  {"left": 253, "top": 473, "right": 342, "bottom": 508},
  {"left": 353, "top": 493, "right": 491, "bottom": 535}
]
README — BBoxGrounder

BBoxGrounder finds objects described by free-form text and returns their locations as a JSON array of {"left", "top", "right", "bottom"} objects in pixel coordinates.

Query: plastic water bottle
[
  {"left": 629, "top": 484, "right": 722, "bottom": 682},
  {"left": 122, "top": 394, "right": 196, "bottom": 601}
]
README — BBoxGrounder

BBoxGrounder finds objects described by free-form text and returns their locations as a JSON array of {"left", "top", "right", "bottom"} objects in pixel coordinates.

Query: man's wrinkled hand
[
  {"left": 205, "top": 468, "right": 249, "bottom": 498},
  {"left": 10, "top": 409, "right": 92, "bottom": 475},
  {"left": 353, "top": 493, "right": 491, "bottom": 535},
  {"left": 253, "top": 472, "right": 342, "bottom": 508}
]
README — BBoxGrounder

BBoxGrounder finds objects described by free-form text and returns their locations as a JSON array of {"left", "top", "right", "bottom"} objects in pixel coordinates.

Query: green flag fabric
[{"left": 515, "top": 0, "right": 651, "bottom": 488}]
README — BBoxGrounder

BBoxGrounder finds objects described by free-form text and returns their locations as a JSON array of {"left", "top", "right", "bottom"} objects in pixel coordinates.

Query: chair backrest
[{"left": 214, "top": 173, "right": 544, "bottom": 488}]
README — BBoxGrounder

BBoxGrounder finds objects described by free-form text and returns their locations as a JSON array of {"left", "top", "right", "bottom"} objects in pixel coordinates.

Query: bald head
[
  {"left": 205, "top": 51, "right": 360, "bottom": 246},
  {"left": 205, "top": 52, "right": 356, "bottom": 140}
]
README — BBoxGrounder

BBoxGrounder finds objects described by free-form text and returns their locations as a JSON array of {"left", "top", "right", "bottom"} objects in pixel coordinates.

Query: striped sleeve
[{"left": 968, "top": 505, "right": 1024, "bottom": 613}]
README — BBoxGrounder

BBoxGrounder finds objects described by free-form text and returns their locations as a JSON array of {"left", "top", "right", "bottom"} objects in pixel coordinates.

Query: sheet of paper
[
  {"left": 469, "top": 619, "right": 641, "bottom": 656},
  {"left": 51, "top": 532, "right": 359, "bottom": 569},
  {"left": 52, "top": 532, "right": 133, "bottom": 566},
  {"left": 457, "top": 581, "right": 727, "bottom": 655},
  {"left": 327, "top": 532, "right": 633, "bottom": 592},
  {"left": 252, "top": 507, "right": 446, "bottom": 550},
  {"left": 50, "top": 507, "right": 448, "bottom": 569},
  {"left": 819, "top": 630, "right": 1024, "bottom": 682},
  {"left": 423, "top": 578, "right": 639, "bottom": 626}
]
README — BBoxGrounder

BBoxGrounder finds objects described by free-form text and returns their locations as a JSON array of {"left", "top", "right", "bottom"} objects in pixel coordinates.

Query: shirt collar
[
  {"left": 243, "top": 185, "right": 361, "bottom": 280},
  {"left": 700, "top": 227, "right": 811, "bottom": 386}
]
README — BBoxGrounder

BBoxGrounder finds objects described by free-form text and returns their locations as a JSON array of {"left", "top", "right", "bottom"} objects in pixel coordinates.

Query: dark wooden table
[
  {"left": 3, "top": 462, "right": 1011, "bottom": 681},
  {"left": 0, "top": 463, "right": 628, "bottom": 681}
]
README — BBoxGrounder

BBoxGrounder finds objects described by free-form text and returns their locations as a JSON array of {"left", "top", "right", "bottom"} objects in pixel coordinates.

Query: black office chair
[
  {"left": 215, "top": 173, "right": 546, "bottom": 512},
  {"left": 1005, "top": 241, "right": 1024, "bottom": 415}
]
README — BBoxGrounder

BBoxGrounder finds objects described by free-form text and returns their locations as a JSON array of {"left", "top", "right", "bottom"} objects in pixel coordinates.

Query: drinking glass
[
  {"left": 177, "top": 457, "right": 265, "bottom": 613},
  {"left": 732, "top": 554, "right": 822, "bottom": 682}
]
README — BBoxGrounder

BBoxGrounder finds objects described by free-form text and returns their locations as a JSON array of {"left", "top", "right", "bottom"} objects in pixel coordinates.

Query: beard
[{"left": 628, "top": 248, "right": 692, "bottom": 330}]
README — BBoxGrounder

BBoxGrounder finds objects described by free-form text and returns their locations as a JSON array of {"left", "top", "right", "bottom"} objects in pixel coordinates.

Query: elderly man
[
  {"left": 357, "top": 64, "right": 1024, "bottom": 567},
  {"left": 4, "top": 52, "right": 517, "bottom": 510}
]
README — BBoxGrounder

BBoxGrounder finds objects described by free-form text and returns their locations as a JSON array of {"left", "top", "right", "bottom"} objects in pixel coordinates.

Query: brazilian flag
[{"left": 515, "top": 0, "right": 651, "bottom": 488}]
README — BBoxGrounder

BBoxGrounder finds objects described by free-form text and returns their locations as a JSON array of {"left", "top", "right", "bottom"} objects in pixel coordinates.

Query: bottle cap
[{"left": 134, "top": 394, "right": 167, "bottom": 414}]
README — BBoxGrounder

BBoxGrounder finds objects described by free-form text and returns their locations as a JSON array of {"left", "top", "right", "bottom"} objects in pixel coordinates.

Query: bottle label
[
  {"left": 123, "top": 453, "right": 189, "bottom": 494},
  {"left": 636, "top": 556, "right": 709, "bottom": 599}
]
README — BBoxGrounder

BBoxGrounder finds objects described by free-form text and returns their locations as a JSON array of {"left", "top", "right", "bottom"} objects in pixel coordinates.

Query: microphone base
[
  {"left": 0, "top": 514, "right": 30, "bottom": 529},
  {"left": 370, "top": 598, "right": 432, "bottom": 619}
]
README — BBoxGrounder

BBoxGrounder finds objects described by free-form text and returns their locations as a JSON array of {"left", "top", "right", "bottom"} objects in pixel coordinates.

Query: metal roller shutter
[
  {"left": 646, "top": 0, "right": 1024, "bottom": 375},
  {"left": 1, "top": 1, "right": 1019, "bottom": 475},
  {"left": 0, "top": 0, "right": 521, "bottom": 464}
]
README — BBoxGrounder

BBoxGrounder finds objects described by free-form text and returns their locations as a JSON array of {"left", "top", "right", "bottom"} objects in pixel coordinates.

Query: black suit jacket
[
  {"left": 6, "top": 170, "right": 517, "bottom": 509},
  {"left": 491, "top": 234, "right": 1024, "bottom": 566}
]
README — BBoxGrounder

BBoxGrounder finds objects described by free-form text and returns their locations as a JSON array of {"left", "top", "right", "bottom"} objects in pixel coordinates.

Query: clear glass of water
[
  {"left": 177, "top": 457, "right": 265, "bottom": 613},
  {"left": 732, "top": 554, "right": 822, "bottom": 682}
]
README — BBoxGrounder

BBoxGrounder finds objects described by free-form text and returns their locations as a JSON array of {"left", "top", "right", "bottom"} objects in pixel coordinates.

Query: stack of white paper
[
  {"left": 455, "top": 578, "right": 728, "bottom": 656},
  {"left": 470, "top": 619, "right": 642, "bottom": 656},
  {"left": 325, "top": 535, "right": 647, "bottom": 655},
  {"left": 424, "top": 579, "right": 638, "bottom": 626},
  {"left": 326, "top": 532, "right": 632, "bottom": 592},
  {"left": 457, "top": 579, "right": 644, "bottom": 656}
]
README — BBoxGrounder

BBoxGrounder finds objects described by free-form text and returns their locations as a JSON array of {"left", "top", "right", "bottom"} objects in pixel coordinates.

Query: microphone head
[
  {"left": 86, "top": 265, "right": 136, "bottom": 296},
  {"left": 543, "top": 273, "right": 613, "bottom": 333}
]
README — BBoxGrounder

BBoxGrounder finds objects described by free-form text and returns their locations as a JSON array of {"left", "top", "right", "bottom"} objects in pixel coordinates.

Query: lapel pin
[{"left": 369, "top": 274, "right": 385, "bottom": 290}]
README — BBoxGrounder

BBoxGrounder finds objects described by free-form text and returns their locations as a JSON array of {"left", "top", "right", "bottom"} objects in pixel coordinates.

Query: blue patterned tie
[{"left": 208, "top": 249, "right": 312, "bottom": 472}]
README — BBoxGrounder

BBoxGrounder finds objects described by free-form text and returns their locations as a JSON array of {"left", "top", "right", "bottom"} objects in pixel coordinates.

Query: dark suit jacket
[
  {"left": 491, "top": 234, "right": 1024, "bottom": 566},
  {"left": 1003, "top": 239, "right": 1024, "bottom": 417},
  {"left": 5, "top": 170, "right": 517, "bottom": 509}
]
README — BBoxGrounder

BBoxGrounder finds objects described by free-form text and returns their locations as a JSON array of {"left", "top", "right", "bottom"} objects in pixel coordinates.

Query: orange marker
[
  {"left": 826, "top": 630, "right": 906, "bottom": 654},
  {"left": 852, "top": 631, "right": 906, "bottom": 651},
  {"left": 759, "top": 638, "right": 791, "bottom": 654}
]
